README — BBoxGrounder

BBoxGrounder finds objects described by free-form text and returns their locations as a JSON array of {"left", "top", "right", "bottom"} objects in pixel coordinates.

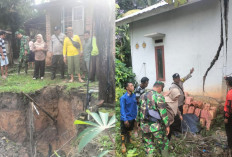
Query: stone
[
  {"left": 194, "top": 108, "right": 201, "bottom": 117},
  {"left": 185, "top": 97, "right": 193, "bottom": 105},
  {"left": 183, "top": 104, "right": 189, "bottom": 114},
  {"left": 187, "top": 105, "right": 195, "bottom": 114}
]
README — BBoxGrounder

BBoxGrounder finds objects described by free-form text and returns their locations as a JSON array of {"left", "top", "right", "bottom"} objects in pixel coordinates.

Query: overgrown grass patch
[{"left": 0, "top": 71, "right": 91, "bottom": 93}]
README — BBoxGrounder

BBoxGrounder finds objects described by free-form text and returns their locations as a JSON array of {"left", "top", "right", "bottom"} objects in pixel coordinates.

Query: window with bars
[{"left": 61, "top": 6, "right": 84, "bottom": 35}]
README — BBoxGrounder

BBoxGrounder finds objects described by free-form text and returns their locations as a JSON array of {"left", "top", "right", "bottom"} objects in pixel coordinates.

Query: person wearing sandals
[
  {"left": 33, "top": 34, "right": 47, "bottom": 80},
  {"left": 63, "top": 27, "right": 84, "bottom": 83}
]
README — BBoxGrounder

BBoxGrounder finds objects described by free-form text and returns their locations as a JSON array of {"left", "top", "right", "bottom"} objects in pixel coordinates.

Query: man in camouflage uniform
[
  {"left": 137, "top": 81, "right": 170, "bottom": 157},
  {"left": 15, "top": 31, "right": 30, "bottom": 74}
]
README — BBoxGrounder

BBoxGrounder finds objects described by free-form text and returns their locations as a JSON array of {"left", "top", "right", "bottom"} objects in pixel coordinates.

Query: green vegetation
[
  {"left": 0, "top": 71, "right": 88, "bottom": 93},
  {"left": 115, "top": 59, "right": 136, "bottom": 88},
  {"left": 73, "top": 110, "right": 116, "bottom": 155},
  {"left": 115, "top": 91, "right": 226, "bottom": 157}
]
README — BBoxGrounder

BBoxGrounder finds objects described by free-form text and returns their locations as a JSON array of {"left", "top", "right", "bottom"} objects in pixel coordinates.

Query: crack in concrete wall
[{"left": 203, "top": 0, "right": 229, "bottom": 92}]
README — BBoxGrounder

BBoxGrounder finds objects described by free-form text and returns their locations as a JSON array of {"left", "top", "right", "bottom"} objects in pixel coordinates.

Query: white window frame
[{"left": 72, "top": 6, "right": 84, "bottom": 22}]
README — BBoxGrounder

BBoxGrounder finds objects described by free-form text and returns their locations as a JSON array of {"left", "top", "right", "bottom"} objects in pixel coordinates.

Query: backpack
[{"left": 144, "top": 92, "right": 161, "bottom": 123}]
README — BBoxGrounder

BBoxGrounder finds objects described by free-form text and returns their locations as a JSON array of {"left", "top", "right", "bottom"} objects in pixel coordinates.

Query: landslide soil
[{"left": 0, "top": 85, "right": 91, "bottom": 157}]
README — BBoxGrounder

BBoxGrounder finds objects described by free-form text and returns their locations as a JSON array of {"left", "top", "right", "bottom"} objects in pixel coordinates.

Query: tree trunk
[{"left": 94, "top": 0, "right": 115, "bottom": 103}]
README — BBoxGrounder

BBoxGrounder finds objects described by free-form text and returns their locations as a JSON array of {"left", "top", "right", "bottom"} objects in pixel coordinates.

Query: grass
[{"left": 0, "top": 69, "right": 98, "bottom": 93}]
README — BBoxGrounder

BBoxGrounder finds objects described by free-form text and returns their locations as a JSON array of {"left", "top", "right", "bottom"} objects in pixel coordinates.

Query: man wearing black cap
[
  {"left": 50, "top": 26, "right": 66, "bottom": 80},
  {"left": 170, "top": 68, "right": 194, "bottom": 114},
  {"left": 224, "top": 76, "right": 232, "bottom": 154}
]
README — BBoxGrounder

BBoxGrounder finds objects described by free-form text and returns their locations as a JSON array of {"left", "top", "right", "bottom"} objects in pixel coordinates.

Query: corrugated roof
[
  {"left": 0, "top": 29, "right": 12, "bottom": 34},
  {"left": 33, "top": 0, "right": 82, "bottom": 9},
  {"left": 116, "top": 0, "right": 202, "bottom": 26}
]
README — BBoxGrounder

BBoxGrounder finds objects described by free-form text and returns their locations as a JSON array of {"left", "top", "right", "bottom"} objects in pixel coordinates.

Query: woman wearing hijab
[
  {"left": 33, "top": 34, "right": 47, "bottom": 80},
  {"left": 165, "top": 88, "right": 183, "bottom": 140}
]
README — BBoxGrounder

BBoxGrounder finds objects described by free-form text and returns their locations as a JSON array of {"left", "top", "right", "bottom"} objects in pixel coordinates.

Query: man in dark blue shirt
[{"left": 120, "top": 82, "right": 137, "bottom": 153}]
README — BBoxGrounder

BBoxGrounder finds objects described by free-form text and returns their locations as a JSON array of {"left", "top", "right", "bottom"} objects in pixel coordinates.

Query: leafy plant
[
  {"left": 74, "top": 110, "right": 116, "bottom": 153},
  {"left": 127, "top": 148, "right": 139, "bottom": 157},
  {"left": 115, "top": 25, "right": 131, "bottom": 66},
  {"left": 164, "top": 0, "right": 187, "bottom": 7},
  {"left": 115, "top": 59, "right": 136, "bottom": 88},
  {"left": 116, "top": 87, "right": 126, "bottom": 102}
]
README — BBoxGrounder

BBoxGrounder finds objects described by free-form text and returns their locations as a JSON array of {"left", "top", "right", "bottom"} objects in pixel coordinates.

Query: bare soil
[{"left": 0, "top": 85, "right": 99, "bottom": 157}]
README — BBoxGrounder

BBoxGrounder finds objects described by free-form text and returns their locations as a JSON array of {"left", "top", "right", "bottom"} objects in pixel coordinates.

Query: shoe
[
  {"left": 51, "top": 76, "right": 55, "bottom": 80},
  {"left": 41, "top": 77, "right": 44, "bottom": 80},
  {"left": 2, "top": 75, "right": 6, "bottom": 80},
  {"left": 121, "top": 135, "right": 126, "bottom": 153},
  {"left": 69, "top": 79, "right": 74, "bottom": 83},
  {"left": 79, "top": 79, "right": 84, "bottom": 83},
  {"left": 33, "top": 77, "right": 36, "bottom": 80},
  {"left": 121, "top": 143, "right": 126, "bottom": 154},
  {"left": 61, "top": 76, "right": 65, "bottom": 79}
]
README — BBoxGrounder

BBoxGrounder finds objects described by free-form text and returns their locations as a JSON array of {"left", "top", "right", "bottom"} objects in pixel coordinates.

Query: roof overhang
[
  {"left": 0, "top": 29, "right": 12, "bottom": 34},
  {"left": 33, "top": 0, "right": 82, "bottom": 9},
  {"left": 116, "top": 0, "right": 202, "bottom": 27},
  {"left": 144, "top": 33, "right": 165, "bottom": 39}
]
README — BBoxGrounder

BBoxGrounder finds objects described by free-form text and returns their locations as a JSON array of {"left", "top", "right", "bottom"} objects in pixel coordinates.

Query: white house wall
[{"left": 130, "top": 0, "right": 232, "bottom": 98}]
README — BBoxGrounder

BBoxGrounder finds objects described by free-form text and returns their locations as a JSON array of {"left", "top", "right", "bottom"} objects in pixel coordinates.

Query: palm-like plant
[{"left": 74, "top": 110, "right": 116, "bottom": 153}]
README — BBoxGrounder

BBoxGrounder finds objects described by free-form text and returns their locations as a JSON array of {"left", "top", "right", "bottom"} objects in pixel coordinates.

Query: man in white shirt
[{"left": 50, "top": 26, "right": 66, "bottom": 80}]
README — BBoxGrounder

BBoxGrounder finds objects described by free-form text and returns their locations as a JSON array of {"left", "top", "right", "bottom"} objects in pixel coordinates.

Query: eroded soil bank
[{"left": 0, "top": 86, "right": 89, "bottom": 157}]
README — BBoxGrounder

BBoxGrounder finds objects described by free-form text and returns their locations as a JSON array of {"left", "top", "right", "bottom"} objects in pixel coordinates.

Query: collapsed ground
[{"left": 0, "top": 67, "right": 115, "bottom": 157}]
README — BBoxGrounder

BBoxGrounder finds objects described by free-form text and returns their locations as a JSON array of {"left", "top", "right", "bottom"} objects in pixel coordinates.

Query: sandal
[
  {"left": 79, "top": 79, "right": 84, "bottom": 83},
  {"left": 69, "top": 79, "right": 74, "bottom": 83}
]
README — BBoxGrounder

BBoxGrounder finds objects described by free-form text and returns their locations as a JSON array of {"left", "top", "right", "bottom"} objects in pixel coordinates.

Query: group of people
[
  {"left": 120, "top": 68, "right": 195, "bottom": 156},
  {"left": 120, "top": 68, "right": 232, "bottom": 156},
  {"left": 0, "top": 26, "right": 99, "bottom": 82}
]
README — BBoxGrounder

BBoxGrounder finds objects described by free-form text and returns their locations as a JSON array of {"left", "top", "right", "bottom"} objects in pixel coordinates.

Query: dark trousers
[
  {"left": 51, "top": 55, "right": 65, "bottom": 78},
  {"left": 89, "top": 55, "right": 99, "bottom": 81},
  {"left": 225, "top": 117, "right": 232, "bottom": 148},
  {"left": 121, "top": 120, "right": 135, "bottom": 135},
  {"left": 80, "top": 55, "right": 87, "bottom": 76},
  {"left": 34, "top": 60, "right": 45, "bottom": 78},
  {"left": 168, "top": 115, "right": 182, "bottom": 140}
]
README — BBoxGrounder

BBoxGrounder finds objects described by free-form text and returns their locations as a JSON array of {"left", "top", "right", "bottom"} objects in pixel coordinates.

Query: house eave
[
  {"left": 0, "top": 29, "right": 12, "bottom": 34},
  {"left": 144, "top": 33, "right": 165, "bottom": 39},
  {"left": 116, "top": 0, "right": 202, "bottom": 27},
  {"left": 33, "top": 0, "right": 82, "bottom": 9}
]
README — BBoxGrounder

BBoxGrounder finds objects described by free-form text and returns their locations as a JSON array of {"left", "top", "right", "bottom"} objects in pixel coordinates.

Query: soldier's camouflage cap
[
  {"left": 153, "top": 80, "right": 165, "bottom": 87},
  {"left": 15, "top": 31, "right": 21, "bottom": 36}
]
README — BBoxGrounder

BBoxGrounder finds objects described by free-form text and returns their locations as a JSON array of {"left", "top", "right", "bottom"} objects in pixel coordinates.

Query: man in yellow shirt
[{"left": 63, "top": 27, "right": 84, "bottom": 83}]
